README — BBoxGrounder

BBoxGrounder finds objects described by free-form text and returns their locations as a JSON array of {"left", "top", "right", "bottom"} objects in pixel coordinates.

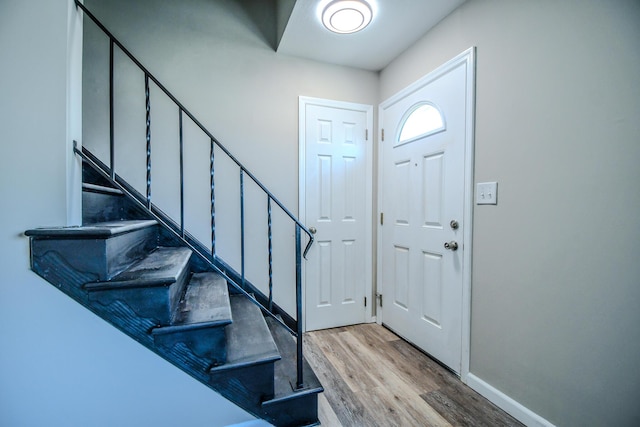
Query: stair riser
[
  {"left": 30, "top": 226, "right": 157, "bottom": 282},
  {"left": 154, "top": 328, "right": 227, "bottom": 365},
  {"left": 210, "top": 362, "right": 276, "bottom": 407},
  {"left": 263, "top": 393, "right": 319, "bottom": 427},
  {"left": 83, "top": 191, "right": 148, "bottom": 223},
  {"left": 88, "top": 265, "right": 189, "bottom": 325}
]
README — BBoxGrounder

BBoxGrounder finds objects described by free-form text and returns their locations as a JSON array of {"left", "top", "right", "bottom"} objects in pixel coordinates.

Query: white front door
[
  {"left": 300, "top": 97, "right": 373, "bottom": 332},
  {"left": 379, "top": 50, "right": 474, "bottom": 374}
]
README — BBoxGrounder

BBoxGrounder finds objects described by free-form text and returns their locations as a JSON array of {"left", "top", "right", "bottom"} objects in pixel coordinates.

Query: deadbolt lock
[{"left": 450, "top": 220, "right": 459, "bottom": 230}]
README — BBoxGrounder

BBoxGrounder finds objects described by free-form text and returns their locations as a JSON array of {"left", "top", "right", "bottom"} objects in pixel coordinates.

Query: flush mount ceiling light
[{"left": 322, "top": 0, "right": 373, "bottom": 34}]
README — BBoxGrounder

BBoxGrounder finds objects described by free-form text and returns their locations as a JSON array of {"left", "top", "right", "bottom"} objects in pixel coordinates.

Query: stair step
[
  {"left": 25, "top": 219, "right": 156, "bottom": 238},
  {"left": 213, "top": 295, "right": 280, "bottom": 371},
  {"left": 82, "top": 182, "right": 123, "bottom": 195},
  {"left": 84, "top": 247, "right": 192, "bottom": 324},
  {"left": 26, "top": 220, "right": 158, "bottom": 281},
  {"left": 170, "top": 273, "right": 233, "bottom": 329},
  {"left": 85, "top": 246, "right": 191, "bottom": 289},
  {"left": 82, "top": 181, "right": 151, "bottom": 223},
  {"left": 262, "top": 317, "right": 323, "bottom": 426},
  {"left": 152, "top": 272, "right": 232, "bottom": 364},
  {"left": 209, "top": 295, "right": 280, "bottom": 405},
  {"left": 81, "top": 161, "right": 150, "bottom": 223}
]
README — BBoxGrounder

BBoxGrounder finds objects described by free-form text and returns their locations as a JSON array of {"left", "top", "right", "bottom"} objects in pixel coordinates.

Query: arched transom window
[{"left": 397, "top": 102, "right": 445, "bottom": 145}]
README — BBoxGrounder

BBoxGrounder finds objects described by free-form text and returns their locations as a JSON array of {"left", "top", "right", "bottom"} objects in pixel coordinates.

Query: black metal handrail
[{"left": 75, "top": 0, "right": 312, "bottom": 388}]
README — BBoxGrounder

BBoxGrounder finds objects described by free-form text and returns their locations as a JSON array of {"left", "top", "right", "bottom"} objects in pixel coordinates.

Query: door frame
[
  {"left": 376, "top": 47, "right": 476, "bottom": 381},
  {"left": 298, "top": 96, "right": 375, "bottom": 332}
]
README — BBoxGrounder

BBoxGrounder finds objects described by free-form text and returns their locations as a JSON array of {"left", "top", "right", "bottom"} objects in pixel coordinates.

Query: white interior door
[
  {"left": 379, "top": 51, "right": 474, "bottom": 374},
  {"left": 300, "top": 97, "right": 373, "bottom": 332}
]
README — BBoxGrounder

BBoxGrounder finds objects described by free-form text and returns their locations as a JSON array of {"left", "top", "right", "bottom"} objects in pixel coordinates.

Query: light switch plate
[{"left": 476, "top": 182, "right": 498, "bottom": 205}]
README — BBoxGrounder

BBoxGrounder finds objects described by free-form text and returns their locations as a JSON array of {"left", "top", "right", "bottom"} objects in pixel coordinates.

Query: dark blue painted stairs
[{"left": 25, "top": 171, "right": 323, "bottom": 426}]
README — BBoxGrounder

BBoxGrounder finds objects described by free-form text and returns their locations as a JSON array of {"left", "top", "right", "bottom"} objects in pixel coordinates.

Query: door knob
[
  {"left": 444, "top": 241, "right": 458, "bottom": 251},
  {"left": 309, "top": 227, "right": 317, "bottom": 235}
]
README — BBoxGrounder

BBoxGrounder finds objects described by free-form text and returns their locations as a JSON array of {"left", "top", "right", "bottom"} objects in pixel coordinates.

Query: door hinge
[
  {"left": 380, "top": 212, "right": 384, "bottom": 225},
  {"left": 381, "top": 128, "right": 385, "bottom": 141},
  {"left": 365, "top": 129, "right": 368, "bottom": 140},
  {"left": 364, "top": 296, "right": 367, "bottom": 307},
  {"left": 376, "top": 293, "right": 383, "bottom": 307}
]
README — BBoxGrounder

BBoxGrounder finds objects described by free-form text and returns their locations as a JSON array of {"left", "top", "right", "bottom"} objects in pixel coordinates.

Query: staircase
[
  {"left": 25, "top": 3, "right": 323, "bottom": 423},
  {"left": 25, "top": 165, "right": 323, "bottom": 426}
]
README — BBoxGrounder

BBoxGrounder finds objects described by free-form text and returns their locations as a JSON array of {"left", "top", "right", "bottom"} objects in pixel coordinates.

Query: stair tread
[
  {"left": 211, "top": 295, "right": 280, "bottom": 372},
  {"left": 82, "top": 182, "right": 124, "bottom": 195},
  {"left": 153, "top": 272, "right": 232, "bottom": 334},
  {"left": 85, "top": 247, "right": 192, "bottom": 290},
  {"left": 263, "top": 317, "right": 323, "bottom": 406},
  {"left": 25, "top": 219, "right": 157, "bottom": 238}
]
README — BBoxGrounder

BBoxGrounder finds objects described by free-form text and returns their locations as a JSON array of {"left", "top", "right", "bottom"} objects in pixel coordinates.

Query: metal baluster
[
  {"left": 295, "top": 225, "right": 304, "bottom": 389},
  {"left": 240, "top": 169, "right": 245, "bottom": 289},
  {"left": 179, "top": 109, "right": 184, "bottom": 237},
  {"left": 210, "top": 138, "right": 216, "bottom": 257},
  {"left": 109, "top": 39, "right": 115, "bottom": 179},
  {"left": 145, "top": 74, "right": 151, "bottom": 208},
  {"left": 75, "top": 4, "right": 314, "bottom": 389},
  {"left": 75, "top": 3, "right": 317, "bottom": 382},
  {"left": 267, "top": 197, "right": 273, "bottom": 312}
]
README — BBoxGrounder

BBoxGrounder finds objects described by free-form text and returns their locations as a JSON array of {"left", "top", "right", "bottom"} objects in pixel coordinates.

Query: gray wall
[
  {"left": 0, "top": 0, "right": 259, "bottom": 425},
  {"left": 380, "top": 1, "right": 640, "bottom": 425}
]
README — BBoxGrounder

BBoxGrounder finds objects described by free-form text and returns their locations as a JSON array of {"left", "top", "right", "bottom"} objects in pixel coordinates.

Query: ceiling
[{"left": 276, "top": 0, "right": 467, "bottom": 71}]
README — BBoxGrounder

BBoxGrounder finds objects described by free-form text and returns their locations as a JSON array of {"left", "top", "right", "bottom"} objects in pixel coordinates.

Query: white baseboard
[{"left": 466, "top": 373, "right": 555, "bottom": 427}]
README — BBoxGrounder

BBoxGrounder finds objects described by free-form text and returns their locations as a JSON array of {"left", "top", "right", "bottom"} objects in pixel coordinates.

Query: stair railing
[{"left": 74, "top": 0, "right": 312, "bottom": 389}]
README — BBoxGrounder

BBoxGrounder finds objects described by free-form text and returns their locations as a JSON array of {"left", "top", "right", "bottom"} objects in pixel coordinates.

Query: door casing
[{"left": 377, "top": 47, "right": 475, "bottom": 381}]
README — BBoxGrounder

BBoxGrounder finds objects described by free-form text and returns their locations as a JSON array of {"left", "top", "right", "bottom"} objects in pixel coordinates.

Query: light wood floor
[{"left": 304, "top": 323, "right": 523, "bottom": 427}]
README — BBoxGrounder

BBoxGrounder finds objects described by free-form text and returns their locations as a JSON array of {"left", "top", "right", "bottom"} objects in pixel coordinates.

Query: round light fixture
[{"left": 322, "top": 0, "right": 372, "bottom": 34}]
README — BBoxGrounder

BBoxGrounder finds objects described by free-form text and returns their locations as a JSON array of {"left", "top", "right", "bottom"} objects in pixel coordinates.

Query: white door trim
[
  {"left": 377, "top": 47, "right": 476, "bottom": 381},
  {"left": 298, "top": 96, "right": 375, "bottom": 332}
]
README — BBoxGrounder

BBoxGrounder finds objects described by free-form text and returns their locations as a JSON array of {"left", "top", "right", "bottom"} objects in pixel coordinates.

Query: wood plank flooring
[{"left": 304, "top": 323, "right": 523, "bottom": 427}]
